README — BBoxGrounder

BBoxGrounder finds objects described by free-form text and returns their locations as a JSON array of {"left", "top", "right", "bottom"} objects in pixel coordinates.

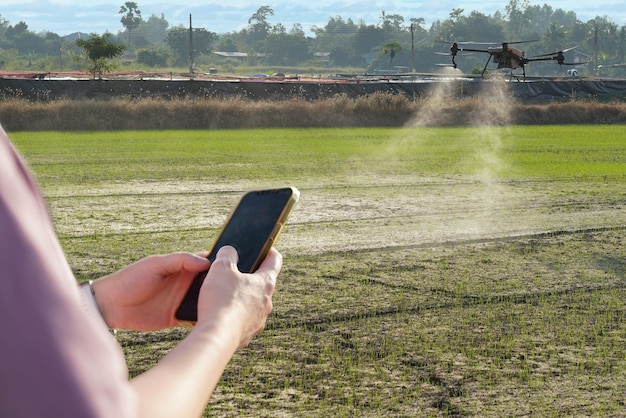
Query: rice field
[{"left": 11, "top": 125, "right": 626, "bottom": 417}]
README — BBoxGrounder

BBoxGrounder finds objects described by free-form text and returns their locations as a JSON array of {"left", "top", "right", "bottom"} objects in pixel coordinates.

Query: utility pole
[
  {"left": 594, "top": 22, "right": 598, "bottom": 78},
  {"left": 410, "top": 23, "right": 415, "bottom": 73},
  {"left": 189, "top": 14, "right": 194, "bottom": 78}
]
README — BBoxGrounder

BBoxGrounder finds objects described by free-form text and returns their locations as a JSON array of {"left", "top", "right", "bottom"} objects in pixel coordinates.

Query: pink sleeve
[{"left": 0, "top": 126, "right": 138, "bottom": 417}]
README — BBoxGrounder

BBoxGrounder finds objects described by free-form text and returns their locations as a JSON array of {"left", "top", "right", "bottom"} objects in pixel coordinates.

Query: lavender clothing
[{"left": 0, "top": 126, "right": 137, "bottom": 417}]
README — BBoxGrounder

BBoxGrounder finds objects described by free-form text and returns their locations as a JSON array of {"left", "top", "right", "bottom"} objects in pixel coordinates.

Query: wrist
[
  {"left": 78, "top": 280, "right": 111, "bottom": 330},
  {"left": 194, "top": 308, "right": 244, "bottom": 350},
  {"left": 89, "top": 279, "right": 118, "bottom": 330}
]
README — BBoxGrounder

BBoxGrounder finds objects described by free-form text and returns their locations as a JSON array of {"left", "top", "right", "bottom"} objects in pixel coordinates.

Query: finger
[
  {"left": 183, "top": 252, "right": 212, "bottom": 270},
  {"left": 213, "top": 245, "right": 239, "bottom": 267},
  {"left": 160, "top": 252, "right": 210, "bottom": 274},
  {"left": 255, "top": 248, "right": 282, "bottom": 283}
]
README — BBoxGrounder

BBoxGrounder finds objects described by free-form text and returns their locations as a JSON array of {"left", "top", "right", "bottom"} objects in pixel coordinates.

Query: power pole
[
  {"left": 189, "top": 14, "right": 194, "bottom": 78},
  {"left": 410, "top": 23, "right": 415, "bottom": 73},
  {"left": 594, "top": 22, "right": 598, "bottom": 78}
]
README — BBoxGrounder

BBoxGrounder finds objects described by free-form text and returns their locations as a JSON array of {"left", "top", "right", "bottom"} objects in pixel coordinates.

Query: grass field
[{"left": 12, "top": 125, "right": 626, "bottom": 417}]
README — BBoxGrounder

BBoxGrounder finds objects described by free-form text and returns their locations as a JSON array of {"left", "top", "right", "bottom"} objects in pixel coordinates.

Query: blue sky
[{"left": 2, "top": 0, "right": 625, "bottom": 36}]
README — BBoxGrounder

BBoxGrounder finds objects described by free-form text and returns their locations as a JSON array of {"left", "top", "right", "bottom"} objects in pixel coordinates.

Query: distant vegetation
[{"left": 1, "top": 1, "right": 625, "bottom": 78}]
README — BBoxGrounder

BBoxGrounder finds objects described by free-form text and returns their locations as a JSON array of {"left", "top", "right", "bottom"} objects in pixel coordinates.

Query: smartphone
[{"left": 175, "top": 187, "right": 299, "bottom": 325}]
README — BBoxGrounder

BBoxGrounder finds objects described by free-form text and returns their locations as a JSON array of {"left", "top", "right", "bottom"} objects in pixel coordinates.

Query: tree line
[{"left": 1, "top": 1, "right": 625, "bottom": 77}]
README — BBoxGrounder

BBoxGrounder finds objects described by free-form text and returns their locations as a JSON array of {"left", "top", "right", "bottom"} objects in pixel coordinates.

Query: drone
[{"left": 437, "top": 40, "right": 581, "bottom": 79}]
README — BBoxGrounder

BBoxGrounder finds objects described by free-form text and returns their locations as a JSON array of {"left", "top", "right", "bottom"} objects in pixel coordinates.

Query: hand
[
  {"left": 196, "top": 246, "right": 281, "bottom": 348},
  {"left": 92, "top": 252, "right": 211, "bottom": 331}
]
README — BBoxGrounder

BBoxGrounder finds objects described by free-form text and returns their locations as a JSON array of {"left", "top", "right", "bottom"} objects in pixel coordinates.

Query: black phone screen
[
  {"left": 208, "top": 188, "right": 294, "bottom": 272},
  {"left": 175, "top": 187, "right": 297, "bottom": 323}
]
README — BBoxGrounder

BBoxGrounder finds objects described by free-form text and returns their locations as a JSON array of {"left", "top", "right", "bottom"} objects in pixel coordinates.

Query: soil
[{"left": 46, "top": 175, "right": 626, "bottom": 259}]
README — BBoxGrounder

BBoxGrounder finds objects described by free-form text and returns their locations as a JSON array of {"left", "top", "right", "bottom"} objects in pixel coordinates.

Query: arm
[
  {"left": 95, "top": 246, "right": 281, "bottom": 418},
  {"left": 3, "top": 125, "right": 277, "bottom": 418}
]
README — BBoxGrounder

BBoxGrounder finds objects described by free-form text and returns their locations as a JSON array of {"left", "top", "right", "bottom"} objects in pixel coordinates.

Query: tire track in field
[
  {"left": 310, "top": 225, "right": 626, "bottom": 256},
  {"left": 40, "top": 173, "right": 626, "bottom": 199},
  {"left": 267, "top": 277, "right": 626, "bottom": 332}
]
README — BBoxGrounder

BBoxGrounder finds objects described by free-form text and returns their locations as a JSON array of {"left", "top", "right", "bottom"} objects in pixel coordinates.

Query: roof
[{"left": 213, "top": 51, "right": 267, "bottom": 58}]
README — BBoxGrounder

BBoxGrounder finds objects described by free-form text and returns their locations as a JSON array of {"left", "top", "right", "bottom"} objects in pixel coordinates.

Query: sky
[{"left": 1, "top": 0, "right": 625, "bottom": 37}]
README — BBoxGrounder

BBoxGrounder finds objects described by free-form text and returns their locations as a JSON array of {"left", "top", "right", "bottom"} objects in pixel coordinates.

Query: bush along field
[
  {"left": 1, "top": 92, "right": 626, "bottom": 131},
  {"left": 12, "top": 125, "right": 626, "bottom": 417}
]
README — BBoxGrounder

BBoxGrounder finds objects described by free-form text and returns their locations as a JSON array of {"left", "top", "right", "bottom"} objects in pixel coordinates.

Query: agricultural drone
[{"left": 436, "top": 40, "right": 581, "bottom": 79}]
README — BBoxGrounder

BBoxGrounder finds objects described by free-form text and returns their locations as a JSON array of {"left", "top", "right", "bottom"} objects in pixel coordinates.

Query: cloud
[{"left": 1, "top": 0, "right": 625, "bottom": 36}]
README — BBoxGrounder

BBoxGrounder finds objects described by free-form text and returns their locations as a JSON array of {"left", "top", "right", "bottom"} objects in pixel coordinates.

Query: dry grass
[
  {"left": 1, "top": 93, "right": 625, "bottom": 131},
  {"left": 515, "top": 101, "right": 626, "bottom": 125}
]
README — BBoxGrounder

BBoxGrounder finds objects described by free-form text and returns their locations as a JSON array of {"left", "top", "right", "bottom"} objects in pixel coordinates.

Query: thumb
[{"left": 212, "top": 246, "right": 239, "bottom": 269}]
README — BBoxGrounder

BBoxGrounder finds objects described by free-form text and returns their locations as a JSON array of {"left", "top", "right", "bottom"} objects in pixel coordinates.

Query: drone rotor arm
[
  {"left": 527, "top": 56, "right": 558, "bottom": 62},
  {"left": 459, "top": 47, "right": 488, "bottom": 53}
]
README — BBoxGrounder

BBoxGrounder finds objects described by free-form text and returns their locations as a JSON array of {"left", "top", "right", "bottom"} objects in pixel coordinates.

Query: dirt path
[{"left": 47, "top": 176, "right": 626, "bottom": 258}]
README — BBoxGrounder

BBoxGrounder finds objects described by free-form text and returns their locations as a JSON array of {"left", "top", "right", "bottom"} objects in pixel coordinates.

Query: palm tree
[
  {"left": 119, "top": 2, "right": 142, "bottom": 48},
  {"left": 543, "top": 22, "right": 568, "bottom": 53},
  {"left": 381, "top": 41, "right": 403, "bottom": 67}
]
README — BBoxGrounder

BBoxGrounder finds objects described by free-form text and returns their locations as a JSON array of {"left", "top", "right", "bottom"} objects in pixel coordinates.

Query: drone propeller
[
  {"left": 435, "top": 40, "right": 479, "bottom": 45},
  {"left": 544, "top": 59, "right": 588, "bottom": 66},
  {"left": 447, "top": 39, "right": 537, "bottom": 46},
  {"left": 598, "top": 63, "right": 626, "bottom": 68},
  {"left": 533, "top": 46, "right": 577, "bottom": 58},
  {"left": 504, "top": 39, "right": 538, "bottom": 45},
  {"left": 529, "top": 46, "right": 583, "bottom": 66}
]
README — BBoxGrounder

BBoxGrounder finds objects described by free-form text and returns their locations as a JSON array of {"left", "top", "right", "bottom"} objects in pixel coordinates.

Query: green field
[{"left": 12, "top": 126, "right": 626, "bottom": 417}]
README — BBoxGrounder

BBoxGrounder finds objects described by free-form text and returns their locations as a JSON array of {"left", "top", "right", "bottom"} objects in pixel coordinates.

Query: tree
[
  {"left": 464, "top": 11, "right": 504, "bottom": 42},
  {"left": 5, "top": 21, "right": 29, "bottom": 40},
  {"left": 310, "top": 16, "right": 359, "bottom": 64},
  {"left": 133, "top": 13, "right": 169, "bottom": 44},
  {"left": 504, "top": 0, "right": 532, "bottom": 38},
  {"left": 13, "top": 31, "right": 46, "bottom": 54},
  {"left": 543, "top": 22, "right": 568, "bottom": 52},
  {"left": 381, "top": 41, "right": 403, "bottom": 67},
  {"left": 0, "top": 15, "right": 9, "bottom": 39},
  {"left": 136, "top": 46, "right": 170, "bottom": 66},
  {"left": 265, "top": 23, "right": 309, "bottom": 65},
  {"left": 217, "top": 38, "right": 238, "bottom": 52},
  {"left": 379, "top": 11, "right": 405, "bottom": 31},
  {"left": 119, "top": 2, "right": 142, "bottom": 47},
  {"left": 409, "top": 17, "right": 426, "bottom": 31},
  {"left": 166, "top": 26, "right": 215, "bottom": 66},
  {"left": 353, "top": 24, "right": 385, "bottom": 56},
  {"left": 247, "top": 5, "right": 274, "bottom": 46},
  {"left": 75, "top": 33, "right": 125, "bottom": 78}
]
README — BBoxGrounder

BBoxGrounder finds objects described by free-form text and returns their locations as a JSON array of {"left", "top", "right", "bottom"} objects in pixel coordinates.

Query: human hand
[
  {"left": 92, "top": 252, "right": 211, "bottom": 331},
  {"left": 196, "top": 246, "right": 281, "bottom": 348}
]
